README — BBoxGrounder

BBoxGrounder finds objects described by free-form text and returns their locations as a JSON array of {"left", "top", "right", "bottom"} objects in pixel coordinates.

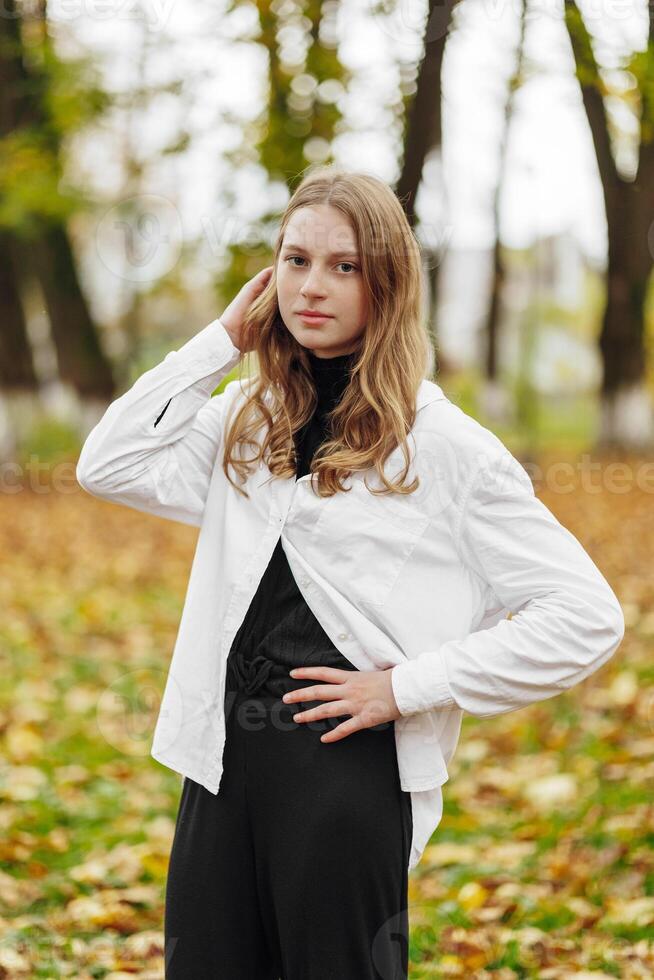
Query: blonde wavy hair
[{"left": 222, "top": 166, "right": 434, "bottom": 499}]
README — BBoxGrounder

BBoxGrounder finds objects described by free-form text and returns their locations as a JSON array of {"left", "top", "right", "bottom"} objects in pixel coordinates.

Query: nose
[{"left": 300, "top": 266, "right": 328, "bottom": 299}]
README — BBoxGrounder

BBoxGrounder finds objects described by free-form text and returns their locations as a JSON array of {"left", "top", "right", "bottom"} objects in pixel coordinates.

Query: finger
[
  {"left": 283, "top": 684, "right": 348, "bottom": 704},
  {"left": 292, "top": 700, "right": 350, "bottom": 724},
  {"left": 289, "top": 666, "right": 350, "bottom": 682},
  {"left": 319, "top": 717, "right": 362, "bottom": 743}
]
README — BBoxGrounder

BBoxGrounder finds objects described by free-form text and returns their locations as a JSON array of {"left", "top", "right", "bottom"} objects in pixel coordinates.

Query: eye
[{"left": 284, "top": 256, "right": 358, "bottom": 273}]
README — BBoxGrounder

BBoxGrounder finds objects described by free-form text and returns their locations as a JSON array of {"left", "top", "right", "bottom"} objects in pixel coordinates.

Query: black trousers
[{"left": 164, "top": 653, "right": 413, "bottom": 979}]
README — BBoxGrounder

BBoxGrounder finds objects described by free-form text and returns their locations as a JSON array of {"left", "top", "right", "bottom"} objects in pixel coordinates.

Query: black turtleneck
[
  {"left": 295, "top": 348, "right": 356, "bottom": 479},
  {"left": 225, "top": 349, "right": 358, "bottom": 697}
]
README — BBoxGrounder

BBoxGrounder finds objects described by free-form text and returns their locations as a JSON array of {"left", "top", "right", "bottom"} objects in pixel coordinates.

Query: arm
[
  {"left": 391, "top": 448, "right": 625, "bottom": 718},
  {"left": 76, "top": 318, "right": 242, "bottom": 527}
]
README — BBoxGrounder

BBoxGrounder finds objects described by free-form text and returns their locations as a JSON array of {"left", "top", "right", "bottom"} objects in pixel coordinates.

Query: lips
[{"left": 296, "top": 311, "right": 334, "bottom": 326}]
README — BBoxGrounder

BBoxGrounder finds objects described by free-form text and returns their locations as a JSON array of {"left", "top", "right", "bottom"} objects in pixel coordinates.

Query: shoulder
[
  {"left": 414, "top": 382, "right": 509, "bottom": 466},
  {"left": 413, "top": 388, "right": 533, "bottom": 507}
]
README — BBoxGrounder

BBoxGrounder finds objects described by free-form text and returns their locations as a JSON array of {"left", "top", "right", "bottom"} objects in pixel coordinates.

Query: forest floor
[{"left": 0, "top": 444, "right": 652, "bottom": 978}]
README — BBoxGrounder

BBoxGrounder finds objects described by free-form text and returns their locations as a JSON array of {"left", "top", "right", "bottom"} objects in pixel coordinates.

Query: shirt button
[
  {"left": 301, "top": 578, "right": 310, "bottom": 587},
  {"left": 338, "top": 632, "right": 349, "bottom": 641}
]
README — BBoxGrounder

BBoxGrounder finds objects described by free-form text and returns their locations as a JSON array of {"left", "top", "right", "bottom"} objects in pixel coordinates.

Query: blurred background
[{"left": 1, "top": 0, "right": 653, "bottom": 977}]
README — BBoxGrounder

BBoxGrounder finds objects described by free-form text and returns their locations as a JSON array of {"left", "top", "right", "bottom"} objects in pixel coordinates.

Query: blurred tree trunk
[
  {"left": 0, "top": 0, "right": 38, "bottom": 395},
  {"left": 0, "top": 1, "right": 40, "bottom": 457},
  {"left": 396, "top": 0, "right": 459, "bottom": 226},
  {"left": 0, "top": 231, "right": 39, "bottom": 457},
  {"left": 0, "top": 2, "right": 37, "bottom": 394},
  {"left": 565, "top": 0, "right": 653, "bottom": 448},
  {"left": 396, "top": 0, "right": 459, "bottom": 376},
  {"left": 479, "top": 0, "right": 528, "bottom": 425},
  {"left": 1, "top": 0, "right": 115, "bottom": 404},
  {"left": 0, "top": 235, "right": 34, "bottom": 390},
  {"left": 16, "top": 229, "right": 114, "bottom": 399}
]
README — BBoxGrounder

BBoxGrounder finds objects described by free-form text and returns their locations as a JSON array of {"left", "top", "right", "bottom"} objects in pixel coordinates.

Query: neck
[
  {"left": 308, "top": 347, "right": 357, "bottom": 365},
  {"left": 307, "top": 348, "right": 356, "bottom": 410}
]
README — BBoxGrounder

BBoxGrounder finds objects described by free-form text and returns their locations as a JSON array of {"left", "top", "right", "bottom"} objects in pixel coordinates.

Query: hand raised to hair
[{"left": 220, "top": 265, "right": 274, "bottom": 353}]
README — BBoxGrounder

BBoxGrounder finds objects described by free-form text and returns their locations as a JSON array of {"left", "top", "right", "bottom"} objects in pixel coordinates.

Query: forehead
[{"left": 282, "top": 206, "right": 359, "bottom": 254}]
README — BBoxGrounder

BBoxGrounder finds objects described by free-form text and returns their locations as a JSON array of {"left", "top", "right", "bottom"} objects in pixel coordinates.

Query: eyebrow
[{"left": 281, "top": 242, "right": 360, "bottom": 258}]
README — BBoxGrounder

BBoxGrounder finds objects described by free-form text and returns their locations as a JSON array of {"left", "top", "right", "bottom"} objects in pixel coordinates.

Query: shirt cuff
[
  {"left": 170, "top": 317, "right": 242, "bottom": 379},
  {"left": 391, "top": 650, "right": 458, "bottom": 716}
]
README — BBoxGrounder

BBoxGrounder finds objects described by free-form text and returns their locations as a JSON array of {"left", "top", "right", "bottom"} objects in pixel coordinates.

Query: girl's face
[{"left": 276, "top": 204, "right": 368, "bottom": 358}]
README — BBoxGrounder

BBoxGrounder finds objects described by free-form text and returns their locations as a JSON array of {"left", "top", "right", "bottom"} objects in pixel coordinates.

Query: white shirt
[{"left": 76, "top": 318, "right": 625, "bottom": 871}]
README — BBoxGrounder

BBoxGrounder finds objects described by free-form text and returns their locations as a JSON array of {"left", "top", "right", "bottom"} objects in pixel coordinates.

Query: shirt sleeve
[
  {"left": 76, "top": 318, "right": 242, "bottom": 527},
  {"left": 391, "top": 447, "right": 625, "bottom": 718}
]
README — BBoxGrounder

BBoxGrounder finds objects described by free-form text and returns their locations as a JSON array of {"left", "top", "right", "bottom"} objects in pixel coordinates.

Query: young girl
[{"left": 77, "top": 167, "right": 625, "bottom": 979}]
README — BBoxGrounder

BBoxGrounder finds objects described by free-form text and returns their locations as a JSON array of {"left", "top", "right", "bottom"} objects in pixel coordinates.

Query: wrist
[
  {"left": 216, "top": 317, "right": 242, "bottom": 354},
  {"left": 391, "top": 657, "right": 456, "bottom": 716}
]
